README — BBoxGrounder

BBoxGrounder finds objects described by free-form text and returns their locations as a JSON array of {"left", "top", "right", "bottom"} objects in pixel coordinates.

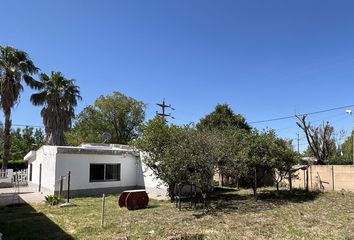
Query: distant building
[
  {"left": 24, "top": 143, "right": 167, "bottom": 197},
  {"left": 301, "top": 157, "right": 317, "bottom": 165}
]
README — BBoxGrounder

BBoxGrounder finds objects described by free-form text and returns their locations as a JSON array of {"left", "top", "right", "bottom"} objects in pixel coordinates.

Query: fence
[
  {"left": 291, "top": 165, "right": 354, "bottom": 192},
  {"left": 0, "top": 169, "right": 28, "bottom": 187},
  {"left": 0, "top": 169, "right": 13, "bottom": 185},
  {"left": 13, "top": 169, "right": 28, "bottom": 186}
]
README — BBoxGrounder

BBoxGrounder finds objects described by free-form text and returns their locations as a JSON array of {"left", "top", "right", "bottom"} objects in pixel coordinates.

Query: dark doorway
[
  {"left": 39, "top": 164, "right": 42, "bottom": 192},
  {"left": 29, "top": 163, "right": 33, "bottom": 182}
]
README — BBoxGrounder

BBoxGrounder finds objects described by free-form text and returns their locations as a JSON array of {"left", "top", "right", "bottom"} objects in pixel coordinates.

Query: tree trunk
[
  {"left": 47, "top": 129, "right": 65, "bottom": 146},
  {"left": 276, "top": 182, "right": 279, "bottom": 192},
  {"left": 306, "top": 167, "right": 309, "bottom": 191},
  {"left": 218, "top": 172, "right": 222, "bottom": 187},
  {"left": 253, "top": 166, "right": 257, "bottom": 197},
  {"left": 168, "top": 182, "right": 176, "bottom": 201},
  {"left": 288, "top": 169, "right": 293, "bottom": 191},
  {"left": 2, "top": 109, "right": 12, "bottom": 170}
]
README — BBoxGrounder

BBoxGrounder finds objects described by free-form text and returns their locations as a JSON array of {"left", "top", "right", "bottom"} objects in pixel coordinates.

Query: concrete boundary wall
[{"left": 291, "top": 165, "right": 354, "bottom": 192}]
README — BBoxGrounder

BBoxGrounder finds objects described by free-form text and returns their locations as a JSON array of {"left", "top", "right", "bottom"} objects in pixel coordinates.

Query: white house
[{"left": 24, "top": 143, "right": 168, "bottom": 197}]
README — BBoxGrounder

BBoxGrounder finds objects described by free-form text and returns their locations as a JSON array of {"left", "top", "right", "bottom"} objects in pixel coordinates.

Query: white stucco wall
[
  {"left": 137, "top": 153, "right": 168, "bottom": 197},
  {"left": 26, "top": 146, "right": 57, "bottom": 195},
  {"left": 26, "top": 145, "right": 169, "bottom": 198},
  {"left": 55, "top": 152, "right": 139, "bottom": 191}
]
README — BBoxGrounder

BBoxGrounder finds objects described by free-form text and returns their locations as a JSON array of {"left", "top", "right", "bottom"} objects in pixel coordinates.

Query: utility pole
[
  {"left": 345, "top": 110, "right": 354, "bottom": 165},
  {"left": 156, "top": 98, "right": 175, "bottom": 121},
  {"left": 296, "top": 133, "right": 300, "bottom": 153},
  {"left": 352, "top": 130, "right": 354, "bottom": 165}
]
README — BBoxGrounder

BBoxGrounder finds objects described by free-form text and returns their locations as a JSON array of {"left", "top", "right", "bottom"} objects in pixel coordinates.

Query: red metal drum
[
  {"left": 118, "top": 190, "right": 149, "bottom": 210},
  {"left": 118, "top": 191, "right": 130, "bottom": 207},
  {"left": 126, "top": 191, "right": 149, "bottom": 210}
]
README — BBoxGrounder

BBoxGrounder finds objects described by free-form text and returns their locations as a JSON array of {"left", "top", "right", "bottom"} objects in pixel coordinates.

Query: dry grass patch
[{"left": 1, "top": 188, "right": 354, "bottom": 239}]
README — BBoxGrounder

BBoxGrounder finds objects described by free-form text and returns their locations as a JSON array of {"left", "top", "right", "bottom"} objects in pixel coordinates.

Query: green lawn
[{"left": 1, "top": 188, "right": 354, "bottom": 239}]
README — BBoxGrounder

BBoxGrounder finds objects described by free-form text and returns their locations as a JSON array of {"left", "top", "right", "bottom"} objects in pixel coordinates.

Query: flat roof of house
[{"left": 24, "top": 143, "right": 140, "bottom": 161}]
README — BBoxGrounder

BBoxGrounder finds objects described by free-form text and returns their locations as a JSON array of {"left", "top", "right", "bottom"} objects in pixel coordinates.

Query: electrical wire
[
  {"left": 249, "top": 104, "right": 354, "bottom": 124},
  {"left": 4, "top": 104, "right": 354, "bottom": 130},
  {"left": 11, "top": 123, "right": 44, "bottom": 128},
  {"left": 264, "top": 113, "right": 347, "bottom": 132}
]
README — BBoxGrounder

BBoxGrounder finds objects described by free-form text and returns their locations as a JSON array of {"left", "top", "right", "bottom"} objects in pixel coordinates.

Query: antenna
[{"left": 102, "top": 132, "right": 112, "bottom": 143}]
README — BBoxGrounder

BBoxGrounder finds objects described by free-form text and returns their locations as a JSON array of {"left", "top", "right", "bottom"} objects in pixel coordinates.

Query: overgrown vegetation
[{"left": 136, "top": 104, "right": 299, "bottom": 198}]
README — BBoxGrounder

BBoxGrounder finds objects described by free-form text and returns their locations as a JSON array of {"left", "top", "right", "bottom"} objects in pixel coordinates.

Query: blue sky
[{"left": 1, "top": 0, "right": 354, "bottom": 150}]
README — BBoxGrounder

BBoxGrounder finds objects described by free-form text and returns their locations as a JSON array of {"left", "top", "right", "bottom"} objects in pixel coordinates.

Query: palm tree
[
  {"left": 0, "top": 46, "right": 39, "bottom": 169},
  {"left": 31, "top": 71, "right": 81, "bottom": 145}
]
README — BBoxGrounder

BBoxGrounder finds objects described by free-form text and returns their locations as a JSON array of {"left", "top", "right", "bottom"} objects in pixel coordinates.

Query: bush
[
  {"left": 329, "top": 156, "right": 352, "bottom": 165},
  {"left": 45, "top": 195, "right": 61, "bottom": 205},
  {"left": 0, "top": 160, "right": 28, "bottom": 171}
]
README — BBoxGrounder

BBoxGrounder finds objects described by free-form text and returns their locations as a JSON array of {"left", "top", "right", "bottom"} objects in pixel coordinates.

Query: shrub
[
  {"left": 45, "top": 195, "right": 61, "bottom": 205},
  {"left": 328, "top": 156, "right": 352, "bottom": 165},
  {"left": 0, "top": 160, "right": 28, "bottom": 171}
]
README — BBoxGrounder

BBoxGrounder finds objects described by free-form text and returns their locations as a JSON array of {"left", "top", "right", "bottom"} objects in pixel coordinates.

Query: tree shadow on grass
[
  {"left": 256, "top": 189, "right": 321, "bottom": 203},
  {"left": 146, "top": 204, "right": 161, "bottom": 209},
  {"left": 196, "top": 188, "right": 322, "bottom": 217},
  {"left": 168, "top": 233, "right": 205, "bottom": 240},
  {"left": 0, "top": 203, "right": 72, "bottom": 240}
]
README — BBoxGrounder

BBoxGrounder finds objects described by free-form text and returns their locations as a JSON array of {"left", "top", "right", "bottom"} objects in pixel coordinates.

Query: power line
[
  {"left": 249, "top": 104, "right": 354, "bottom": 124},
  {"left": 5, "top": 104, "right": 354, "bottom": 130},
  {"left": 276, "top": 113, "right": 340, "bottom": 130},
  {"left": 0, "top": 123, "right": 45, "bottom": 128},
  {"left": 275, "top": 113, "right": 348, "bottom": 132},
  {"left": 12, "top": 124, "right": 44, "bottom": 128}
]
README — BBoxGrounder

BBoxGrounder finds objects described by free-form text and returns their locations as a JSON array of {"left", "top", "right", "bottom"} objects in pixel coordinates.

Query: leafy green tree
[
  {"left": 0, "top": 46, "right": 39, "bottom": 169},
  {"left": 66, "top": 91, "right": 145, "bottom": 145},
  {"left": 135, "top": 116, "right": 180, "bottom": 197},
  {"left": 341, "top": 132, "right": 353, "bottom": 161},
  {"left": 329, "top": 131, "right": 353, "bottom": 165},
  {"left": 137, "top": 116, "right": 298, "bottom": 198},
  {"left": 136, "top": 117, "right": 217, "bottom": 198},
  {"left": 242, "top": 130, "right": 275, "bottom": 196},
  {"left": 241, "top": 130, "right": 298, "bottom": 195},
  {"left": 269, "top": 138, "right": 299, "bottom": 191},
  {"left": 31, "top": 71, "right": 81, "bottom": 145},
  {"left": 0, "top": 126, "right": 45, "bottom": 169},
  {"left": 8, "top": 127, "right": 45, "bottom": 160},
  {"left": 197, "top": 104, "right": 251, "bottom": 131},
  {"left": 197, "top": 104, "right": 251, "bottom": 186},
  {"left": 169, "top": 127, "right": 217, "bottom": 195},
  {"left": 212, "top": 128, "right": 251, "bottom": 187}
]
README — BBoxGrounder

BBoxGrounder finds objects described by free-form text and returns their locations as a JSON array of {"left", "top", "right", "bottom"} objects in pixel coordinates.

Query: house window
[
  {"left": 90, "top": 164, "right": 104, "bottom": 181},
  {"left": 89, "top": 164, "right": 121, "bottom": 182}
]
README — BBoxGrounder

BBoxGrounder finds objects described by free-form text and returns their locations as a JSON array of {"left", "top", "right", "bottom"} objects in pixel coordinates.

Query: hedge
[{"left": 0, "top": 160, "right": 28, "bottom": 171}]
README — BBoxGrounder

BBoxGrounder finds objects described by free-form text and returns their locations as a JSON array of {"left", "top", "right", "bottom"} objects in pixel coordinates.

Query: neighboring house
[
  {"left": 24, "top": 143, "right": 168, "bottom": 197},
  {"left": 301, "top": 157, "right": 317, "bottom": 165}
]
